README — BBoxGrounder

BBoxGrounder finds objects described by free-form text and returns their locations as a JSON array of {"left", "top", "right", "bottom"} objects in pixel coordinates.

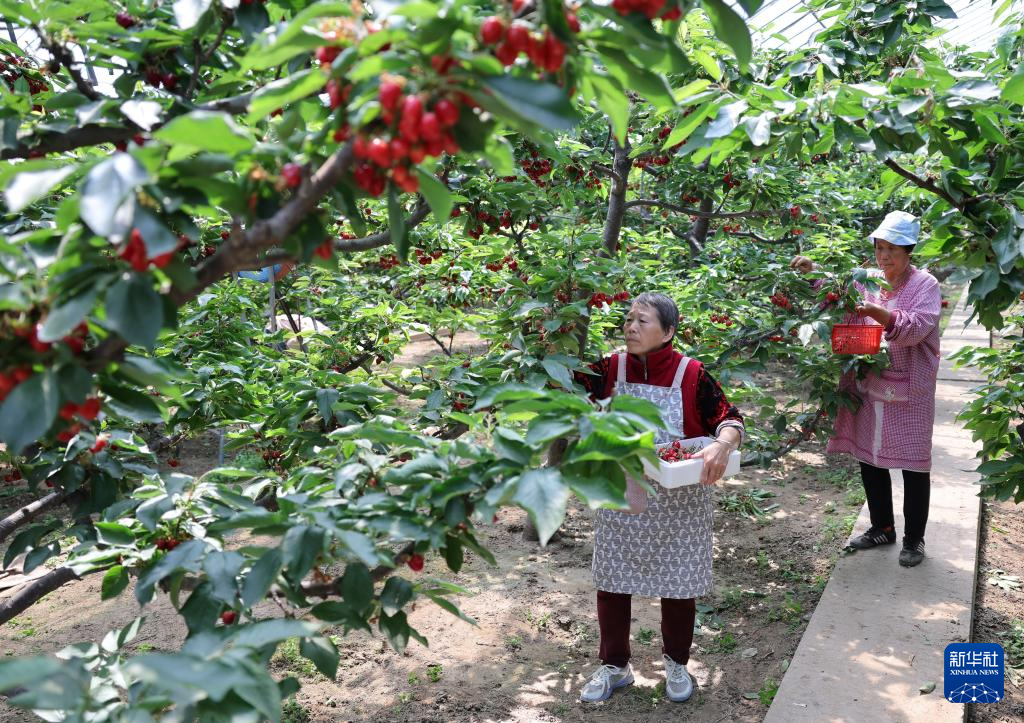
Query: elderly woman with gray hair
[
  {"left": 573, "top": 292, "right": 744, "bottom": 704},
  {"left": 791, "top": 211, "right": 942, "bottom": 569}
]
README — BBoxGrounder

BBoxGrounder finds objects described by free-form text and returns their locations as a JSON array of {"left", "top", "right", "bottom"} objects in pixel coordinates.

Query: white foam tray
[{"left": 642, "top": 436, "right": 741, "bottom": 488}]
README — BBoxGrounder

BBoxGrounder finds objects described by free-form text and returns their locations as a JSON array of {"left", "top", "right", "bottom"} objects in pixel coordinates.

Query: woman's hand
[
  {"left": 855, "top": 301, "right": 892, "bottom": 327},
  {"left": 789, "top": 255, "right": 816, "bottom": 274},
  {"left": 696, "top": 440, "right": 732, "bottom": 486}
]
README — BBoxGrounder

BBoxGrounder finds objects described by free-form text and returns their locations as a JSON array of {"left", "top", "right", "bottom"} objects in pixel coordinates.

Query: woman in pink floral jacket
[{"left": 791, "top": 211, "right": 941, "bottom": 568}]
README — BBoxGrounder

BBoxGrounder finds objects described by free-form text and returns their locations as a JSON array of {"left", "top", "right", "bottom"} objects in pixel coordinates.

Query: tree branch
[
  {"left": 882, "top": 158, "right": 963, "bottom": 210},
  {"left": 0, "top": 490, "right": 83, "bottom": 545},
  {"left": 35, "top": 29, "right": 100, "bottom": 102},
  {"left": 0, "top": 566, "right": 83, "bottom": 625},
  {"left": 625, "top": 199, "right": 783, "bottom": 219},
  {"left": 186, "top": 15, "right": 233, "bottom": 100}
]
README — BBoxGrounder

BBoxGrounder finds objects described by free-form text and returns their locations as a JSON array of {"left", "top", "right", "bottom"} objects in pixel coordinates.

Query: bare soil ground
[{"left": 969, "top": 497, "right": 1024, "bottom": 723}]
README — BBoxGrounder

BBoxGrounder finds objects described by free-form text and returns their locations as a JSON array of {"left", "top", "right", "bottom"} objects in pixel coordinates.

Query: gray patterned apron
[{"left": 591, "top": 354, "right": 714, "bottom": 599}]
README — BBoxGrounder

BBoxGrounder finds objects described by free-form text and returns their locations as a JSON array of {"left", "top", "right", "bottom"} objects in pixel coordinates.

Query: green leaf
[
  {"left": 379, "top": 610, "right": 414, "bottom": 653},
  {"left": 743, "top": 112, "right": 773, "bottom": 146},
  {"left": 415, "top": 170, "right": 452, "bottom": 225},
  {"left": 94, "top": 522, "right": 135, "bottom": 546},
  {"left": 587, "top": 71, "right": 629, "bottom": 144},
  {"left": 105, "top": 274, "right": 164, "bottom": 350},
  {"left": 241, "top": 548, "right": 283, "bottom": 607},
  {"left": 512, "top": 468, "right": 570, "bottom": 545},
  {"left": 340, "top": 562, "right": 373, "bottom": 612},
  {"left": 0, "top": 368, "right": 59, "bottom": 454},
  {"left": 38, "top": 288, "right": 97, "bottom": 342},
  {"left": 0, "top": 657, "right": 66, "bottom": 696},
  {"left": 540, "top": 358, "right": 574, "bottom": 390},
  {"left": 79, "top": 154, "right": 148, "bottom": 238},
  {"left": 379, "top": 576, "right": 414, "bottom": 616},
  {"left": 155, "top": 111, "right": 254, "bottom": 154},
  {"left": 101, "top": 566, "right": 130, "bottom": 600},
  {"left": 479, "top": 75, "right": 580, "bottom": 131},
  {"left": 706, "top": 100, "right": 749, "bottom": 139},
  {"left": 703, "top": 0, "right": 753, "bottom": 69},
  {"left": 4, "top": 166, "right": 75, "bottom": 214},
  {"left": 135, "top": 540, "right": 206, "bottom": 605},
  {"left": 232, "top": 619, "right": 321, "bottom": 649},
  {"left": 203, "top": 550, "right": 244, "bottom": 603},
  {"left": 299, "top": 636, "right": 339, "bottom": 680},
  {"left": 247, "top": 70, "right": 328, "bottom": 123},
  {"left": 597, "top": 47, "right": 676, "bottom": 112},
  {"left": 484, "top": 134, "right": 516, "bottom": 175},
  {"left": 1003, "top": 63, "right": 1024, "bottom": 105}
]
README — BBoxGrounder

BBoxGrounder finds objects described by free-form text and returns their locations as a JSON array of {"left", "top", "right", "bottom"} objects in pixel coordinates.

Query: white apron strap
[
  {"left": 616, "top": 353, "right": 627, "bottom": 385},
  {"left": 671, "top": 356, "right": 692, "bottom": 389}
]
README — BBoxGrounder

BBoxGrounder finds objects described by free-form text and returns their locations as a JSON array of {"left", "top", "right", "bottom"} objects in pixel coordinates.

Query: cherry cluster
[
  {"left": 722, "top": 172, "right": 741, "bottom": 190},
  {"left": 480, "top": 17, "right": 568, "bottom": 72},
  {"left": 790, "top": 205, "right": 802, "bottom": 219},
  {"left": 347, "top": 81, "right": 465, "bottom": 196},
  {"left": 414, "top": 247, "right": 444, "bottom": 265},
  {"left": 2, "top": 468, "right": 22, "bottom": 483},
  {"left": 680, "top": 194, "right": 701, "bottom": 204},
  {"left": 612, "top": 0, "right": 682, "bottom": 20},
  {"left": 767, "top": 335, "right": 785, "bottom": 342},
  {"left": 658, "top": 440, "right": 700, "bottom": 462},
  {"left": 1, "top": 55, "right": 49, "bottom": 97},
  {"left": 633, "top": 155, "right": 671, "bottom": 169},
  {"left": 564, "top": 164, "right": 602, "bottom": 189},
  {"left": 521, "top": 154, "right": 553, "bottom": 186},
  {"left": 710, "top": 313, "right": 733, "bottom": 327},
  {"left": 485, "top": 254, "right": 518, "bottom": 272},
  {"left": 378, "top": 253, "right": 401, "bottom": 269},
  {"left": 155, "top": 536, "right": 188, "bottom": 551},
  {"left": 588, "top": 290, "right": 630, "bottom": 308},
  {"left": 721, "top": 223, "right": 743, "bottom": 234},
  {"left": 143, "top": 64, "right": 179, "bottom": 91},
  {"left": 769, "top": 292, "right": 792, "bottom": 310},
  {"left": 54, "top": 396, "right": 102, "bottom": 443}
]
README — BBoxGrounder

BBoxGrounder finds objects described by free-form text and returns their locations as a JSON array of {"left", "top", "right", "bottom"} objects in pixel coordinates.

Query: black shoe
[
  {"left": 847, "top": 525, "right": 896, "bottom": 550},
  {"left": 899, "top": 537, "right": 925, "bottom": 567}
]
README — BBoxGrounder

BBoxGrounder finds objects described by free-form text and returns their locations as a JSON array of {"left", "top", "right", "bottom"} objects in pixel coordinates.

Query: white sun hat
[{"left": 869, "top": 211, "right": 920, "bottom": 246}]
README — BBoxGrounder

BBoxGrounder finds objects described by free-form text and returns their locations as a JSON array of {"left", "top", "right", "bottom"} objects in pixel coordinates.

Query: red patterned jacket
[{"left": 575, "top": 343, "right": 744, "bottom": 439}]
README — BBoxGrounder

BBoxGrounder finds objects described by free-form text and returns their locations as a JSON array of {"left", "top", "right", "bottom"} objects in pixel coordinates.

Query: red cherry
[
  {"left": 115, "top": 11, "right": 137, "bottom": 29},
  {"left": 281, "top": 163, "right": 302, "bottom": 188},
  {"left": 59, "top": 402, "right": 79, "bottom": 420},
  {"left": 161, "top": 73, "right": 178, "bottom": 90},
  {"left": 434, "top": 98, "right": 459, "bottom": 127},
  {"left": 315, "top": 46, "right": 340, "bottom": 67},
  {"left": 367, "top": 137, "right": 391, "bottom": 168},
  {"left": 566, "top": 12, "right": 581, "bottom": 32},
  {"left": 408, "top": 554, "right": 425, "bottom": 572},
  {"left": 379, "top": 80, "right": 402, "bottom": 111},
  {"left": 313, "top": 239, "right": 333, "bottom": 260},
  {"left": 495, "top": 42, "right": 518, "bottom": 66},
  {"left": 506, "top": 24, "right": 530, "bottom": 54},
  {"left": 220, "top": 610, "right": 237, "bottom": 625},
  {"left": 28, "top": 324, "right": 51, "bottom": 353},
  {"left": 660, "top": 6, "right": 682, "bottom": 21},
  {"left": 419, "top": 112, "right": 442, "bottom": 142},
  {"left": 167, "top": 458, "right": 180, "bottom": 468},
  {"left": 114, "top": 140, "right": 128, "bottom": 152},
  {"left": 90, "top": 435, "right": 109, "bottom": 453},
  {"left": 480, "top": 16, "right": 505, "bottom": 45}
]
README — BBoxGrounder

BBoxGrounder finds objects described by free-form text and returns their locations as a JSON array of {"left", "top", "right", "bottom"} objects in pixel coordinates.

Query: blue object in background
[{"left": 238, "top": 265, "right": 283, "bottom": 282}]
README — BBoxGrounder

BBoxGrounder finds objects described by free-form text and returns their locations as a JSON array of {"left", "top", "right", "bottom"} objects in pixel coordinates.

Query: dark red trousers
[{"left": 597, "top": 590, "right": 696, "bottom": 667}]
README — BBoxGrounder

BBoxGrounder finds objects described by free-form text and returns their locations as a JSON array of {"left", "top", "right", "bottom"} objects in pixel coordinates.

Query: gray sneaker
[
  {"left": 579, "top": 663, "right": 634, "bottom": 703},
  {"left": 663, "top": 654, "right": 693, "bottom": 702}
]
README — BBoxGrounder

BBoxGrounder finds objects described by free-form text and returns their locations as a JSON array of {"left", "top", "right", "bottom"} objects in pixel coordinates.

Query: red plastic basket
[{"left": 831, "top": 324, "right": 883, "bottom": 355}]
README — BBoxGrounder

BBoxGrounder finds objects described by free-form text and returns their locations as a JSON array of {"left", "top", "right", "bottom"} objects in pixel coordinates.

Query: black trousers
[{"left": 859, "top": 462, "right": 930, "bottom": 539}]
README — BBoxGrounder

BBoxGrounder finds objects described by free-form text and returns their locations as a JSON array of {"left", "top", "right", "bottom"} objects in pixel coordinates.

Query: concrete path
[{"left": 765, "top": 288, "right": 989, "bottom": 723}]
